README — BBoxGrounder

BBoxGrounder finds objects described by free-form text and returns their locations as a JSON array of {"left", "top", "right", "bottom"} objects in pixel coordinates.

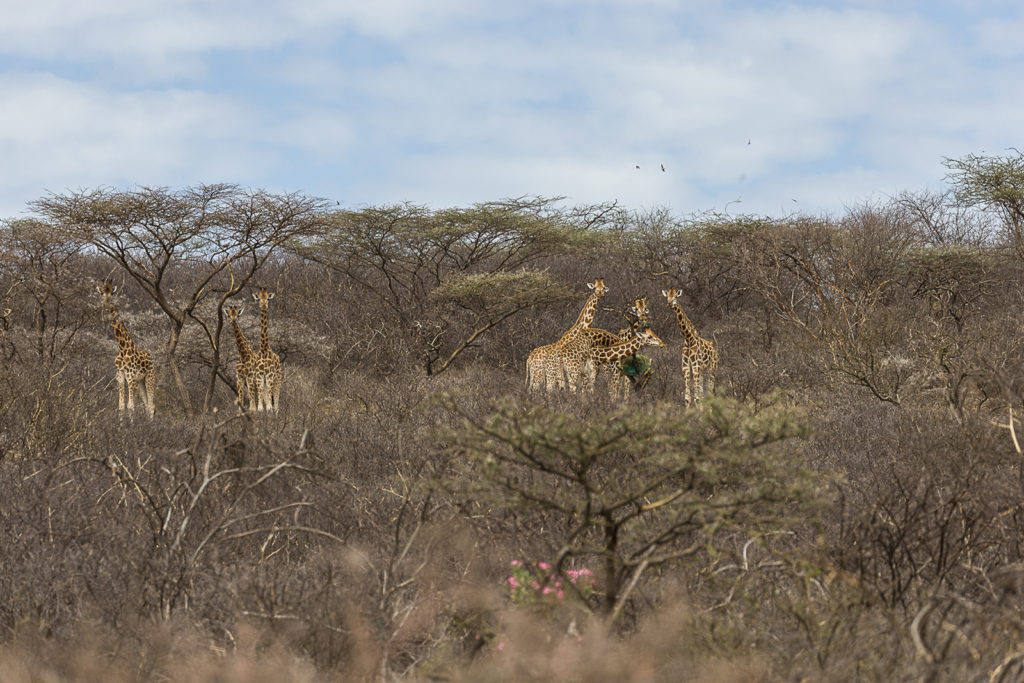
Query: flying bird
[
  {"left": 635, "top": 164, "right": 640, "bottom": 170},
  {"left": 660, "top": 164, "right": 665, "bottom": 172}
]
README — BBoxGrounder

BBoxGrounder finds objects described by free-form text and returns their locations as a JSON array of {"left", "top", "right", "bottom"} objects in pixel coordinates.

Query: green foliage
[
  {"left": 945, "top": 150, "right": 1024, "bottom": 257},
  {"left": 431, "top": 269, "right": 572, "bottom": 314},
  {"left": 616, "top": 353, "right": 650, "bottom": 377},
  {"left": 445, "top": 393, "right": 822, "bottom": 619}
]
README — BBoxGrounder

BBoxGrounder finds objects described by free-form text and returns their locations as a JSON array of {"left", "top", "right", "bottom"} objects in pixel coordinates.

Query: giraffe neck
[
  {"left": 596, "top": 332, "right": 646, "bottom": 362},
  {"left": 564, "top": 292, "right": 600, "bottom": 339},
  {"left": 258, "top": 301, "right": 270, "bottom": 355},
  {"left": 670, "top": 303, "right": 701, "bottom": 345},
  {"left": 232, "top": 319, "right": 254, "bottom": 358},
  {"left": 106, "top": 303, "right": 137, "bottom": 352}
]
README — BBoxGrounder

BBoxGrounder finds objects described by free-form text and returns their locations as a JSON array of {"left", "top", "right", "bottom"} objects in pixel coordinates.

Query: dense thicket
[{"left": 2, "top": 154, "right": 1024, "bottom": 680}]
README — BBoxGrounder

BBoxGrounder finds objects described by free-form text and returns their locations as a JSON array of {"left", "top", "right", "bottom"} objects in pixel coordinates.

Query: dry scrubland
[{"left": 2, "top": 155, "right": 1024, "bottom": 680}]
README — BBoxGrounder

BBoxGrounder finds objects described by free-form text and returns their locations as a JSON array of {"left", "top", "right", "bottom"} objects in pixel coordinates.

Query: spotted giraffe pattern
[
  {"left": 227, "top": 305, "right": 257, "bottom": 410},
  {"left": 582, "top": 324, "right": 666, "bottom": 390},
  {"left": 98, "top": 282, "right": 155, "bottom": 417},
  {"left": 252, "top": 288, "right": 283, "bottom": 412},
  {"left": 586, "top": 297, "right": 650, "bottom": 398},
  {"left": 526, "top": 278, "right": 606, "bottom": 391},
  {"left": 662, "top": 288, "right": 718, "bottom": 405}
]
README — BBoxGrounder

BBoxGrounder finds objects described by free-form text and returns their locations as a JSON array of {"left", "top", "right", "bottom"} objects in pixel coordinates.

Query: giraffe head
[
  {"left": 97, "top": 281, "right": 116, "bottom": 301},
  {"left": 661, "top": 289, "right": 680, "bottom": 307},
  {"left": 252, "top": 288, "right": 275, "bottom": 307},
  {"left": 97, "top": 281, "right": 120, "bottom": 318},
  {"left": 587, "top": 278, "right": 608, "bottom": 298},
  {"left": 227, "top": 305, "right": 243, "bottom": 322},
  {"left": 631, "top": 297, "right": 649, "bottom": 326},
  {"left": 634, "top": 325, "right": 666, "bottom": 348}
]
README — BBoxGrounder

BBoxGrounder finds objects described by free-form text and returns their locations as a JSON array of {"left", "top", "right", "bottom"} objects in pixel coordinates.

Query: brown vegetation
[{"left": 2, "top": 153, "right": 1024, "bottom": 680}]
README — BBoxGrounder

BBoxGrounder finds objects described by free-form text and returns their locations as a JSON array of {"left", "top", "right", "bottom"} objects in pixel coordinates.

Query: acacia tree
[
  {"left": 296, "top": 197, "right": 614, "bottom": 375},
  {"left": 737, "top": 211, "right": 918, "bottom": 404},
  {"left": 32, "top": 185, "right": 330, "bottom": 413},
  {"left": 0, "top": 219, "right": 87, "bottom": 363},
  {"left": 944, "top": 150, "right": 1024, "bottom": 257},
  {"left": 445, "top": 395, "right": 818, "bottom": 623}
]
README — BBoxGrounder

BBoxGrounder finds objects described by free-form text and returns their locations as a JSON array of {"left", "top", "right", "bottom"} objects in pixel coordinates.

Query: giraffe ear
[
  {"left": 267, "top": 292, "right": 275, "bottom": 300},
  {"left": 661, "top": 290, "right": 668, "bottom": 297},
  {"left": 252, "top": 292, "right": 259, "bottom": 303},
  {"left": 587, "top": 283, "right": 595, "bottom": 291}
]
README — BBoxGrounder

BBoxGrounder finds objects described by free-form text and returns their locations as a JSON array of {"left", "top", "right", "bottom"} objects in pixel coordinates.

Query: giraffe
[
  {"left": 227, "top": 305, "right": 257, "bottom": 411},
  {"left": 251, "top": 288, "right": 283, "bottom": 412},
  {"left": 97, "top": 282, "right": 155, "bottom": 418},
  {"left": 587, "top": 297, "right": 651, "bottom": 399},
  {"left": 526, "top": 278, "right": 607, "bottom": 392},
  {"left": 582, "top": 323, "right": 666, "bottom": 391},
  {"left": 662, "top": 288, "right": 718, "bottom": 405}
]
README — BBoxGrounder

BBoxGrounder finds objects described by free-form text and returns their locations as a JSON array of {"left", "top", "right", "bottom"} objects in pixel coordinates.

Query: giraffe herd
[
  {"left": 527, "top": 278, "right": 717, "bottom": 404},
  {"left": 96, "top": 276, "right": 714, "bottom": 418},
  {"left": 98, "top": 283, "right": 283, "bottom": 418}
]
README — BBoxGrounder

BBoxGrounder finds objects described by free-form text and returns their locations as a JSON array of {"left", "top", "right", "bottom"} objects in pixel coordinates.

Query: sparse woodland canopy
[{"left": 1, "top": 152, "right": 1024, "bottom": 679}]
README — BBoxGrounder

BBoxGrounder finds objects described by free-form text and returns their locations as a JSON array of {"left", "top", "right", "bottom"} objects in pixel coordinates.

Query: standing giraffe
[
  {"left": 227, "top": 305, "right": 257, "bottom": 410},
  {"left": 583, "top": 323, "right": 666, "bottom": 391},
  {"left": 526, "top": 278, "right": 607, "bottom": 392},
  {"left": 251, "top": 288, "right": 283, "bottom": 412},
  {"left": 662, "top": 288, "right": 718, "bottom": 405},
  {"left": 97, "top": 282, "right": 155, "bottom": 417},
  {"left": 586, "top": 297, "right": 650, "bottom": 398}
]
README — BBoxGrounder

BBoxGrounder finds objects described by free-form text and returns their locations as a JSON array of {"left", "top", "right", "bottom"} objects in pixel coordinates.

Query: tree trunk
[
  {"left": 166, "top": 323, "right": 193, "bottom": 415},
  {"left": 201, "top": 314, "right": 227, "bottom": 413}
]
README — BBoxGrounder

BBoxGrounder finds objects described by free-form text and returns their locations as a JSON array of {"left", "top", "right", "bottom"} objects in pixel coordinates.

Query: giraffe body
[
  {"left": 98, "top": 283, "right": 156, "bottom": 418},
  {"left": 583, "top": 324, "right": 666, "bottom": 391},
  {"left": 227, "top": 306, "right": 257, "bottom": 410},
  {"left": 588, "top": 297, "right": 650, "bottom": 398},
  {"left": 662, "top": 289, "right": 718, "bottom": 405},
  {"left": 252, "top": 288, "right": 283, "bottom": 412},
  {"left": 526, "top": 279, "right": 607, "bottom": 392}
]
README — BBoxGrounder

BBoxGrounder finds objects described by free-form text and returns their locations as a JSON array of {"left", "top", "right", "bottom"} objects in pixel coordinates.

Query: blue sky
[{"left": 1, "top": 0, "right": 1021, "bottom": 219}]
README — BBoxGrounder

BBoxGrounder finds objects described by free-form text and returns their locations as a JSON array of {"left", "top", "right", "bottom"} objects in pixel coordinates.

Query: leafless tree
[{"left": 32, "top": 185, "right": 331, "bottom": 412}]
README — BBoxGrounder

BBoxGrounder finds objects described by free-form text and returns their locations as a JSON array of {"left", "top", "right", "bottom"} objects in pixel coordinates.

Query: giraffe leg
[
  {"left": 693, "top": 364, "right": 703, "bottom": 402},
  {"left": 682, "top": 359, "right": 692, "bottom": 406},
  {"left": 259, "top": 377, "right": 269, "bottom": 411},
  {"left": 247, "top": 376, "right": 257, "bottom": 411},
  {"left": 117, "top": 371, "right": 126, "bottom": 412},
  {"left": 272, "top": 374, "right": 282, "bottom": 413},
  {"left": 547, "top": 354, "right": 564, "bottom": 391},
  {"left": 126, "top": 376, "right": 137, "bottom": 412},
  {"left": 562, "top": 357, "right": 581, "bottom": 393},
  {"left": 145, "top": 369, "right": 156, "bottom": 418},
  {"left": 236, "top": 368, "right": 247, "bottom": 407}
]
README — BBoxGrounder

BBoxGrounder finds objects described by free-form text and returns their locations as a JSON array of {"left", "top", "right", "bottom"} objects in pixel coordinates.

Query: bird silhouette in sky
[
  {"left": 635, "top": 164, "right": 640, "bottom": 170},
  {"left": 661, "top": 164, "right": 665, "bottom": 172}
]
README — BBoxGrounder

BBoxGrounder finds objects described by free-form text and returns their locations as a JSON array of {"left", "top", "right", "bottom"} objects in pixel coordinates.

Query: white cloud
[
  {"left": 0, "top": 1, "right": 1020, "bottom": 220},
  {"left": 0, "top": 73, "right": 271, "bottom": 214}
]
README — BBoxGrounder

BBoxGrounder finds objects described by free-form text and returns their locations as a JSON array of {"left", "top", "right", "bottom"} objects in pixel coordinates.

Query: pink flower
[
  {"left": 557, "top": 590, "right": 564, "bottom": 600},
  {"left": 497, "top": 642, "right": 505, "bottom": 652},
  {"left": 508, "top": 576, "right": 519, "bottom": 587},
  {"left": 538, "top": 561, "right": 551, "bottom": 570},
  {"left": 511, "top": 560, "right": 522, "bottom": 566}
]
